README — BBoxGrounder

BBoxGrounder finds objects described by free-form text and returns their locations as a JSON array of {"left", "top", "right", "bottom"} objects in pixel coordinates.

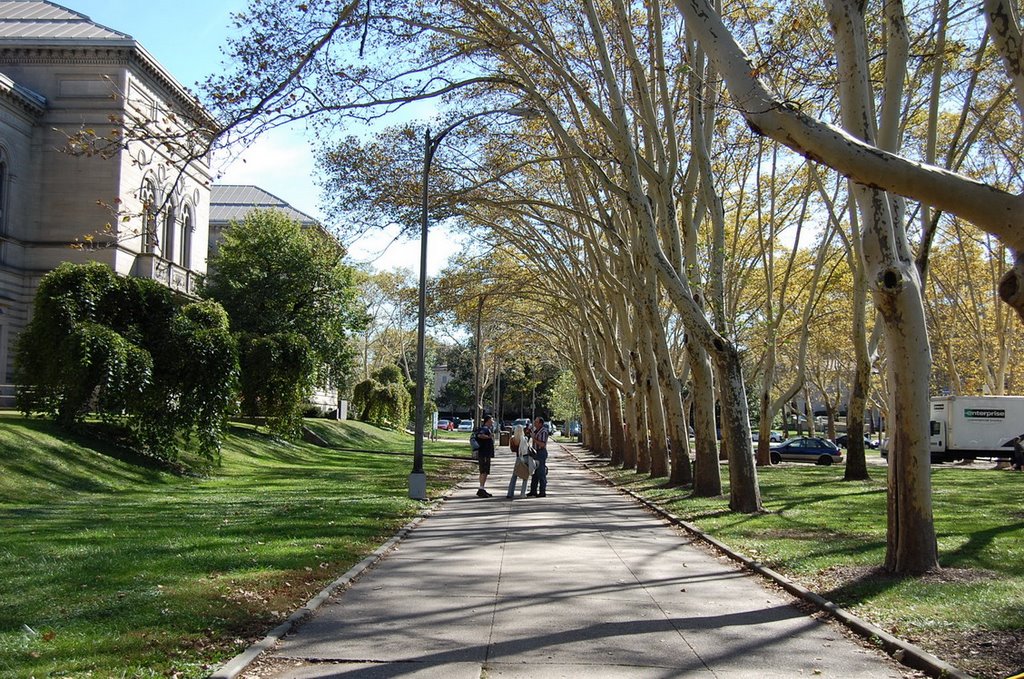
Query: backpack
[{"left": 470, "top": 429, "right": 480, "bottom": 459}]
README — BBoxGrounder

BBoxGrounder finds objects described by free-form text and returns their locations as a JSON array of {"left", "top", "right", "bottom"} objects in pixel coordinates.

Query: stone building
[
  {"left": 209, "top": 184, "right": 320, "bottom": 259},
  {"left": 0, "top": 1, "right": 213, "bottom": 391}
]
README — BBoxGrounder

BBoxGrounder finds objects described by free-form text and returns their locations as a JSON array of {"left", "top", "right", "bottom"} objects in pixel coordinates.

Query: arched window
[
  {"left": 163, "top": 206, "right": 176, "bottom": 264},
  {"left": 180, "top": 205, "right": 193, "bottom": 269},
  {"left": 0, "top": 152, "right": 8, "bottom": 237},
  {"left": 141, "top": 180, "right": 157, "bottom": 253}
]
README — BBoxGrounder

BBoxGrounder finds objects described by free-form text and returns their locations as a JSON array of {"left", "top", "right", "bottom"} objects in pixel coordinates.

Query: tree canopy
[{"left": 203, "top": 209, "right": 363, "bottom": 433}]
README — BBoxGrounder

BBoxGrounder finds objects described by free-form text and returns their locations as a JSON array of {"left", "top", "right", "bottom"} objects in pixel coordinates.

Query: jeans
[
  {"left": 507, "top": 471, "right": 528, "bottom": 497},
  {"left": 529, "top": 448, "right": 548, "bottom": 494}
]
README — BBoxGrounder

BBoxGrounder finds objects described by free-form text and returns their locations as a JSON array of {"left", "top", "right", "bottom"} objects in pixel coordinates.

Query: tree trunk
[
  {"left": 826, "top": 0, "right": 939, "bottom": 573},
  {"left": 689, "top": 339, "right": 722, "bottom": 496},
  {"left": 845, "top": 236, "right": 872, "bottom": 481},
  {"left": 805, "top": 387, "right": 816, "bottom": 437},
  {"left": 607, "top": 385, "right": 626, "bottom": 464},
  {"left": 622, "top": 390, "right": 639, "bottom": 469},
  {"left": 640, "top": 314, "right": 670, "bottom": 478},
  {"left": 714, "top": 344, "right": 762, "bottom": 513},
  {"left": 580, "top": 389, "right": 597, "bottom": 452},
  {"left": 635, "top": 385, "right": 651, "bottom": 474},
  {"left": 643, "top": 286, "right": 692, "bottom": 483}
]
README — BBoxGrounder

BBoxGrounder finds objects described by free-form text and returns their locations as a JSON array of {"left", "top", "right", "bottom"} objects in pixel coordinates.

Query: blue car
[{"left": 769, "top": 437, "right": 844, "bottom": 466}]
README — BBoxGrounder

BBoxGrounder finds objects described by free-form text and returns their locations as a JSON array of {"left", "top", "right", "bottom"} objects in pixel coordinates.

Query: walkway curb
[
  {"left": 564, "top": 446, "right": 971, "bottom": 679},
  {"left": 207, "top": 480, "right": 466, "bottom": 679}
]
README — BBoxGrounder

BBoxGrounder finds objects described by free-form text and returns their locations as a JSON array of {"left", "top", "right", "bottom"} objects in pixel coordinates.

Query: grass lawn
[
  {"left": 0, "top": 413, "right": 471, "bottom": 678},
  {"left": 582, "top": 450, "right": 1024, "bottom": 679}
]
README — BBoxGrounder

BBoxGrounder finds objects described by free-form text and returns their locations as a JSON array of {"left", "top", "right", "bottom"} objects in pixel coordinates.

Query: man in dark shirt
[
  {"left": 527, "top": 416, "right": 549, "bottom": 497},
  {"left": 476, "top": 416, "right": 496, "bottom": 497}
]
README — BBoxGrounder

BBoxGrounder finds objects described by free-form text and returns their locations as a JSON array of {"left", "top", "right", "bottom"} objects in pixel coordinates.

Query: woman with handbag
[{"left": 506, "top": 424, "right": 536, "bottom": 498}]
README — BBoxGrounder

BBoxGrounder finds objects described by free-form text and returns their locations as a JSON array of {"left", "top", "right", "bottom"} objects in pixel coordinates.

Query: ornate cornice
[
  {"left": 0, "top": 43, "right": 132, "bottom": 66},
  {"left": 0, "top": 41, "right": 216, "bottom": 130},
  {"left": 0, "top": 73, "right": 45, "bottom": 117}
]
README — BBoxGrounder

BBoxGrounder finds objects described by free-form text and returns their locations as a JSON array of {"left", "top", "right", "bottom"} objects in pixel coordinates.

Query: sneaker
[
  {"left": 538, "top": 492, "right": 546, "bottom": 497},
  {"left": 476, "top": 489, "right": 492, "bottom": 498},
  {"left": 525, "top": 492, "right": 538, "bottom": 497}
]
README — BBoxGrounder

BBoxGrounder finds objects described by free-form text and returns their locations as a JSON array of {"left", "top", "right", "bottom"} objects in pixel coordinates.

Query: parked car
[
  {"left": 567, "top": 421, "right": 582, "bottom": 436},
  {"left": 436, "top": 419, "right": 454, "bottom": 431},
  {"left": 457, "top": 420, "right": 475, "bottom": 432},
  {"left": 511, "top": 418, "right": 531, "bottom": 430},
  {"left": 769, "top": 437, "right": 844, "bottom": 465},
  {"left": 834, "top": 434, "right": 879, "bottom": 450},
  {"left": 751, "top": 430, "right": 784, "bottom": 443}
]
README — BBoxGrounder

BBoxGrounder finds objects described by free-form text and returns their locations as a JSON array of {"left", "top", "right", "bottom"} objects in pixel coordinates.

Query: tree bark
[
  {"left": 828, "top": 0, "right": 939, "bottom": 573},
  {"left": 688, "top": 337, "right": 722, "bottom": 496}
]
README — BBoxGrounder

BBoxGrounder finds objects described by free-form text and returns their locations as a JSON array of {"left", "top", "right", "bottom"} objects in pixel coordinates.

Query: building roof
[
  {"left": 210, "top": 185, "right": 320, "bottom": 227},
  {"left": 0, "top": 1, "right": 131, "bottom": 42}
]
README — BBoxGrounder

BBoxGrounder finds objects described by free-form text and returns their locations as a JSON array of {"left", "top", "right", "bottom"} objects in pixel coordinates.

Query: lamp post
[{"left": 409, "top": 107, "right": 539, "bottom": 500}]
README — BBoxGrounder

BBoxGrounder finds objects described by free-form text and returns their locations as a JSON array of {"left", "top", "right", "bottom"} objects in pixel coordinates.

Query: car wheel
[
  {"left": 818, "top": 455, "right": 833, "bottom": 466},
  {"left": 770, "top": 452, "right": 781, "bottom": 465}
]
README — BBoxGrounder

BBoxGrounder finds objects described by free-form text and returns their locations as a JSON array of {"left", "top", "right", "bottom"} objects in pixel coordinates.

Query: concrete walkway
[{"left": 249, "top": 444, "right": 910, "bottom": 678}]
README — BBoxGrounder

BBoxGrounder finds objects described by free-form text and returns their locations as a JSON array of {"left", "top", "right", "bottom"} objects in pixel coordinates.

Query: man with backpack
[{"left": 475, "top": 416, "right": 496, "bottom": 497}]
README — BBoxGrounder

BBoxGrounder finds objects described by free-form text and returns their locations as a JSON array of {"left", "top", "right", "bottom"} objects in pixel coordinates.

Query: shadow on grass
[
  {"left": 941, "top": 520, "right": 1024, "bottom": 568},
  {"left": 0, "top": 417, "right": 188, "bottom": 504},
  {"left": 304, "top": 420, "right": 408, "bottom": 449}
]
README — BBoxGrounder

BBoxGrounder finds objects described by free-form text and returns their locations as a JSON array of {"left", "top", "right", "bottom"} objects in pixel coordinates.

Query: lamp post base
[{"left": 408, "top": 471, "right": 427, "bottom": 500}]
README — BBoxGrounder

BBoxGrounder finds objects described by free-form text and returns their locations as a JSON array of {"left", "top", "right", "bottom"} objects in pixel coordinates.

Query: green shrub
[
  {"left": 202, "top": 209, "right": 363, "bottom": 435},
  {"left": 238, "top": 332, "right": 316, "bottom": 437},
  {"left": 15, "top": 262, "right": 238, "bottom": 462},
  {"left": 351, "top": 364, "right": 412, "bottom": 429}
]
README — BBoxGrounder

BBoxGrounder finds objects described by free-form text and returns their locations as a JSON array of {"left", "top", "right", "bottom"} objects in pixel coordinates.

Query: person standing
[
  {"left": 1012, "top": 434, "right": 1024, "bottom": 471},
  {"left": 475, "top": 416, "right": 496, "bottom": 497},
  {"left": 506, "top": 424, "right": 536, "bottom": 498},
  {"left": 526, "top": 416, "right": 550, "bottom": 497}
]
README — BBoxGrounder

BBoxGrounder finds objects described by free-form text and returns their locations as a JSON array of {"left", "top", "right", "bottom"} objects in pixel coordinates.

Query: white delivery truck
[{"left": 929, "top": 395, "right": 1024, "bottom": 462}]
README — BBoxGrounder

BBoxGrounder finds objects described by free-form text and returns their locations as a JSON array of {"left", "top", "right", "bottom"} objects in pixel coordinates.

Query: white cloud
[
  {"left": 216, "top": 127, "right": 325, "bottom": 221},
  {"left": 346, "top": 223, "right": 468, "bottom": 277}
]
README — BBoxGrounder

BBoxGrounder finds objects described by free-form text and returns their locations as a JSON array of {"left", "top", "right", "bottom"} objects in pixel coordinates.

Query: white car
[{"left": 457, "top": 420, "right": 475, "bottom": 432}]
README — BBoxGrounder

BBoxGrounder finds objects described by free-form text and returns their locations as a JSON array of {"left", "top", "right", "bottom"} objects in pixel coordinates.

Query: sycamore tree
[
  {"left": 354, "top": 267, "right": 420, "bottom": 381},
  {"left": 203, "top": 209, "right": 363, "bottom": 434},
  {"left": 547, "top": 370, "right": 581, "bottom": 426},
  {"left": 671, "top": 0, "right": 1024, "bottom": 572}
]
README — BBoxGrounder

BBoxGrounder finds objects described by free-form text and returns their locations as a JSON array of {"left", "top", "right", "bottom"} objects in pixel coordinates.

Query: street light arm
[{"left": 427, "top": 106, "right": 542, "bottom": 165}]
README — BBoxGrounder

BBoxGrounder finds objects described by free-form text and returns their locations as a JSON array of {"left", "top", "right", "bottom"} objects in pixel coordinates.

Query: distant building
[
  {"left": 433, "top": 363, "right": 453, "bottom": 400},
  {"left": 208, "top": 184, "right": 321, "bottom": 261},
  {"left": 0, "top": 1, "right": 213, "bottom": 387}
]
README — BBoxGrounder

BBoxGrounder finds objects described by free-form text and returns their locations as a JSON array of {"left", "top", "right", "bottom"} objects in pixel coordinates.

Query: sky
[{"left": 64, "top": 0, "right": 462, "bottom": 275}]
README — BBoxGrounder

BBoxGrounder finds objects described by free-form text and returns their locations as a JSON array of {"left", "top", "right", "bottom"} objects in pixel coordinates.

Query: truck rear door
[{"left": 930, "top": 420, "right": 945, "bottom": 454}]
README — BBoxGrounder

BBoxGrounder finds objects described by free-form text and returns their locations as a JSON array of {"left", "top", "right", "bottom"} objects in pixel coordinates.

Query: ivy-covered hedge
[
  {"left": 351, "top": 364, "right": 412, "bottom": 429},
  {"left": 238, "top": 331, "right": 316, "bottom": 437},
  {"left": 15, "top": 263, "right": 239, "bottom": 462}
]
